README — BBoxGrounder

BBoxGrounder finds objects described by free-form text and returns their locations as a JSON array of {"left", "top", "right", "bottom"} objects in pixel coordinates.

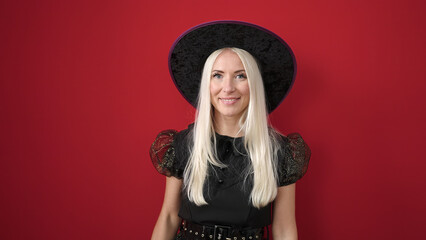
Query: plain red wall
[{"left": 1, "top": 0, "right": 425, "bottom": 239}]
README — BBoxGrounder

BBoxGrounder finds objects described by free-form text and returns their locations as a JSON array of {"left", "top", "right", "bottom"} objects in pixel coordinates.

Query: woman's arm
[
  {"left": 151, "top": 176, "right": 183, "bottom": 240},
  {"left": 272, "top": 183, "right": 297, "bottom": 240}
]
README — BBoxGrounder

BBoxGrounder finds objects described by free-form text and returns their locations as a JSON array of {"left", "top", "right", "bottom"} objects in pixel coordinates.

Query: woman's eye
[
  {"left": 212, "top": 73, "right": 222, "bottom": 79},
  {"left": 236, "top": 74, "right": 247, "bottom": 79}
]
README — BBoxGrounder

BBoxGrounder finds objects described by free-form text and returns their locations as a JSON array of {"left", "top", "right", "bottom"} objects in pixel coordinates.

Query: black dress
[{"left": 150, "top": 123, "right": 310, "bottom": 238}]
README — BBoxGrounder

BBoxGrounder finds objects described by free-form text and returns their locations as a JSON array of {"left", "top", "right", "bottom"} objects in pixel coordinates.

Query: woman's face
[{"left": 210, "top": 49, "right": 250, "bottom": 121}]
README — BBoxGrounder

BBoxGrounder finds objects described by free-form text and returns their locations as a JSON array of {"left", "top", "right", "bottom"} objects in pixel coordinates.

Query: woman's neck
[{"left": 213, "top": 114, "right": 244, "bottom": 138}]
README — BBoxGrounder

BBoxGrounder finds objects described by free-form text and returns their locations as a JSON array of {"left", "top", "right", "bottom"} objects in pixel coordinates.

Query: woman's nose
[{"left": 222, "top": 76, "right": 235, "bottom": 92}]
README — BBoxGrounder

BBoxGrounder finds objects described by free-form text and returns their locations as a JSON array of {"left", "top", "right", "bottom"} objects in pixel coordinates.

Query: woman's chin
[{"left": 215, "top": 111, "right": 244, "bottom": 120}]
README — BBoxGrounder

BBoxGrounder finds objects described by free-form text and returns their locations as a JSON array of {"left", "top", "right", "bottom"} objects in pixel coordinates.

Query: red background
[{"left": 1, "top": 0, "right": 425, "bottom": 239}]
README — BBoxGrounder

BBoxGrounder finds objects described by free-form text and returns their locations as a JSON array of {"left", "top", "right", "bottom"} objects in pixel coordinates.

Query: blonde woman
[{"left": 150, "top": 21, "right": 310, "bottom": 240}]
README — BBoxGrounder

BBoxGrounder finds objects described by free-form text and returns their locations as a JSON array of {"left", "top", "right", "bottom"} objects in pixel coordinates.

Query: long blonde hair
[{"left": 183, "top": 47, "right": 281, "bottom": 208}]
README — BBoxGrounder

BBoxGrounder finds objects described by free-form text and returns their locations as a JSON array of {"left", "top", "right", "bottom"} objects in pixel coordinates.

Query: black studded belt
[{"left": 178, "top": 220, "right": 267, "bottom": 240}]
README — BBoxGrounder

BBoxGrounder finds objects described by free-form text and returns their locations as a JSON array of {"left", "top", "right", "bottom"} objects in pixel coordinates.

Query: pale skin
[
  {"left": 151, "top": 177, "right": 182, "bottom": 240},
  {"left": 151, "top": 49, "right": 298, "bottom": 240}
]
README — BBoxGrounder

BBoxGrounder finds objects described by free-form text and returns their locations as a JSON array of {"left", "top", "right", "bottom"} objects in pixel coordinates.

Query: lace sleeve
[
  {"left": 149, "top": 129, "right": 184, "bottom": 178},
  {"left": 278, "top": 133, "right": 311, "bottom": 187}
]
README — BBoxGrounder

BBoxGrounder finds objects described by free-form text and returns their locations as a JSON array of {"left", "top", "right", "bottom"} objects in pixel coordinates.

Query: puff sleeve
[
  {"left": 149, "top": 129, "right": 185, "bottom": 179},
  {"left": 277, "top": 133, "right": 311, "bottom": 187}
]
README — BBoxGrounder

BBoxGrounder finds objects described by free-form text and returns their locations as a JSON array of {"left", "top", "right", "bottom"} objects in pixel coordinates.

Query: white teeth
[{"left": 221, "top": 99, "right": 237, "bottom": 102}]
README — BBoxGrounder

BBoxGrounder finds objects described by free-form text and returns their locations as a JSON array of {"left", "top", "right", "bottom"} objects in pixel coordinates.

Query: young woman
[{"left": 150, "top": 21, "right": 310, "bottom": 240}]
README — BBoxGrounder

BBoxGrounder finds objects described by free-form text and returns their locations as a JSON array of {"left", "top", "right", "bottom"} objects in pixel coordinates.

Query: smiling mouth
[{"left": 219, "top": 98, "right": 240, "bottom": 104}]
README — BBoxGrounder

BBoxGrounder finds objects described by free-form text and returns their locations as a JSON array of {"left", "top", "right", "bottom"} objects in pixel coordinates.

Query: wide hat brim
[{"left": 168, "top": 20, "right": 296, "bottom": 113}]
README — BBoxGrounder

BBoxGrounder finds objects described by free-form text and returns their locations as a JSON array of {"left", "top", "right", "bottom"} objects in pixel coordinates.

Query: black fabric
[
  {"left": 149, "top": 128, "right": 191, "bottom": 179},
  {"left": 176, "top": 220, "right": 266, "bottom": 240},
  {"left": 150, "top": 123, "right": 310, "bottom": 228},
  {"left": 169, "top": 21, "right": 296, "bottom": 113}
]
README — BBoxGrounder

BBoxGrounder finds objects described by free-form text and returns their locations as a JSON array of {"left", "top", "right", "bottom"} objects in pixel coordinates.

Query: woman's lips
[{"left": 219, "top": 97, "right": 240, "bottom": 105}]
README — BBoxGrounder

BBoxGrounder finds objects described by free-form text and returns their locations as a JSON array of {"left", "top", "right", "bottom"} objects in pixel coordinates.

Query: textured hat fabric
[{"left": 168, "top": 20, "right": 296, "bottom": 113}]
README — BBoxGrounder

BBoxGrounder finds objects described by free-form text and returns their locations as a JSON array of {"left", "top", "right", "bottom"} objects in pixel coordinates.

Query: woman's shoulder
[
  {"left": 274, "top": 131, "right": 311, "bottom": 187},
  {"left": 275, "top": 132, "right": 308, "bottom": 150},
  {"left": 151, "top": 123, "right": 194, "bottom": 148},
  {"left": 149, "top": 123, "right": 194, "bottom": 178}
]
